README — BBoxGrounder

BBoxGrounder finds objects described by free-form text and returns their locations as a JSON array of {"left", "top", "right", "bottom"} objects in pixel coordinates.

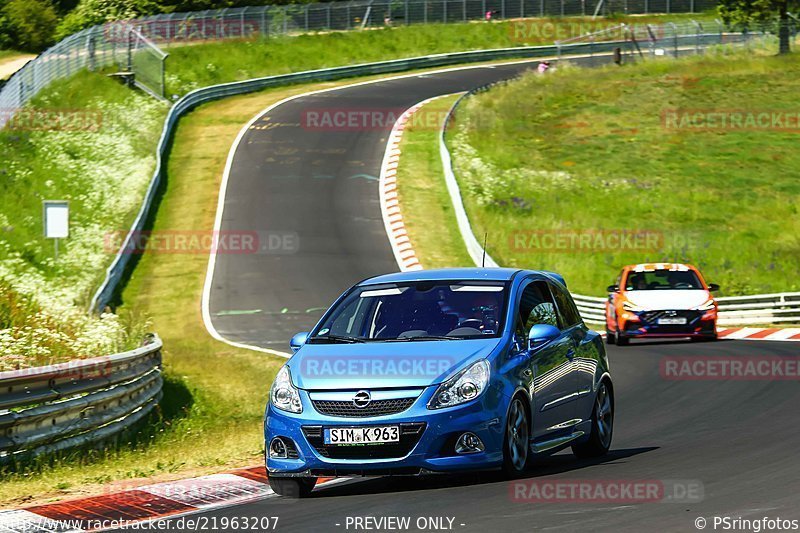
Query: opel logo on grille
[{"left": 352, "top": 390, "right": 371, "bottom": 408}]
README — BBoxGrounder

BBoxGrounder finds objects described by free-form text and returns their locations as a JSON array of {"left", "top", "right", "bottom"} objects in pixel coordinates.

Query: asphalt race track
[{"left": 199, "top": 63, "right": 800, "bottom": 531}]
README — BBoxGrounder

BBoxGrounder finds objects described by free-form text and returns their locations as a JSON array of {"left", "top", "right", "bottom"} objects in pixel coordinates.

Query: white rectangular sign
[{"left": 43, "top": 201, "right": 69, "bottom": 239}]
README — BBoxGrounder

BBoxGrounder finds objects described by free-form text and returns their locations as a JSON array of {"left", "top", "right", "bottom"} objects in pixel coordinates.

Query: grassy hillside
[
  {"left": 164, "top": 14, "right": 716, "bottom": 95},
  {"left": 445, "top": 50, "right": 800, "bottom": 296}
]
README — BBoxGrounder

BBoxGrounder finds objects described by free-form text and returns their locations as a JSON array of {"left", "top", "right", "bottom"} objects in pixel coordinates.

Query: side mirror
[
  {"left": 607, "top": 284, "right": 619, "bottom": 293},
  {"left": 707, "top": 283, "right": 720, "bottom": 292},
  {"left": 289, "top": 331, "right": 310, "bottom": 353},
  {"left": 528, "top": 324, "right": 561, "bottom": 351}
]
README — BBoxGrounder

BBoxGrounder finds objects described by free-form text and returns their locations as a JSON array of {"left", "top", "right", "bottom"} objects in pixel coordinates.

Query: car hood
[
  {"left": 289, "top": 338, "right": 502, "bottom": 390},
  {"left": 625, "top": 289, "right": 711, "bottom": 310}
]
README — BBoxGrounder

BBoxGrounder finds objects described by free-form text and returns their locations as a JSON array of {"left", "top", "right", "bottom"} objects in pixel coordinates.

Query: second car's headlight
[
  {"left": 694, "top": 299, "right": 717, "bottom": 311},
  {"left": 428, "top": 359, "right": 490, "bottom": 410},
  {"left": 270, "top": 365, "right": 302, "bottom": 413},
  {"left": 622, "top": 300, "right": 643, "bottom": 312}
]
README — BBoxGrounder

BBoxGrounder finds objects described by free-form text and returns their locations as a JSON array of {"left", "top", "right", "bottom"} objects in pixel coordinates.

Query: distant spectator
[
  {"left": 485, "top": 10, "right": 492, "bottom": 21},
  {"left": 537, "top": 61, "right": 550, "bottom": 73},
  {"left": 384, "top": 14, "right": 392, "bottom": 26}
]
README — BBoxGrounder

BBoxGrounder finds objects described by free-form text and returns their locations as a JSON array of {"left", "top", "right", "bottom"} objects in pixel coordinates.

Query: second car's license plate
[
  {"left": 658, "top": 317, "right": 687, "bottom": 325},
  {"left": 324, "top": 426, "right": 400, "bottom": 445}
]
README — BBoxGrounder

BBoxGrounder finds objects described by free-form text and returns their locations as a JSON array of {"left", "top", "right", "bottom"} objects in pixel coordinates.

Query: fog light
[
  {"left": 455, "top": 432, "right": 485, "bottom": 454},
  {"left": 269, "top": 437, "right": 288, "bottom": 459}
]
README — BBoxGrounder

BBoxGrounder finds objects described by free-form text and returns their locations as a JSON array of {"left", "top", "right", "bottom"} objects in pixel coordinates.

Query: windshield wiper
[
  {"left": 386, "top": 335, "right": 458, "bottom": 342},
  {"left": 309, "top": 334, "right": 365, "bottom": 344}
]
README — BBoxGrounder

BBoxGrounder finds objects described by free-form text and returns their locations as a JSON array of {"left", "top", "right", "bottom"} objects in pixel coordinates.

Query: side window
[
  {"left": 550, "top": 283, "right": 583, "bottom": 329},
  {"left": 515, "top": 280, "right": 558, "bottom": 340}
]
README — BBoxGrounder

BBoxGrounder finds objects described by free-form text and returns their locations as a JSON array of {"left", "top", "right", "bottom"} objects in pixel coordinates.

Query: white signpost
[{"left": 43, "top": 200, "right": 69, "bottom": 261}]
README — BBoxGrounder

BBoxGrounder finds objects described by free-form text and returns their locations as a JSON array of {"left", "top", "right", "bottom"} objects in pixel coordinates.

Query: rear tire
[
  {"left": 572, "top": 381, "right": 613, "bottom": 459},
  {"left": 268, "top": 477, "right": 316, "bottom": 498},
  {"left": 502, "top": 397, "right": 530, "bottom": 478},
  {"left": 616, "top": 334, "right": 629, "bottom": 346},
  {"left": 605, "top": 328, "right": 616, "bottom": 345}
]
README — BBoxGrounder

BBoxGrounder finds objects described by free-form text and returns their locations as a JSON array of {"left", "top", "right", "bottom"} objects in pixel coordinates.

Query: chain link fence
[
  {"left": 132, "top": 0, "right": 717, "bottom": 44},
  {"left": 0, "top": 0, "right": 722, "bottom": 129},
  {"left": 0, "top": 23, "right": 165, "bottom": 128}
]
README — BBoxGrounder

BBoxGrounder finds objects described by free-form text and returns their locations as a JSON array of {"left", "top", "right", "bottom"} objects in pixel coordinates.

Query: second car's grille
[
  {"left": 312, "top": 398, "right": 416, "bottom": 418},
  {"left": 638, "top": 310, "right": 702, "bottom": 324}
]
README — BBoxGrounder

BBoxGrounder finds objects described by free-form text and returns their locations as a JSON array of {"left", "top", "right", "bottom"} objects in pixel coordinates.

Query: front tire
[
  {"left": 502, "top": 397, "right": 530, "bottom": 477},
  {"left": 268, "top": 477, "right": 316, "bottom": 498},
  {"left": 605, "top": 328, "right": 616, "bottom": 345},
  {"left": 572, "top": 381, "right": 613, "bottom": 459},
  {"left": 615, "top": 334, "right": 629, "bottom": 346}
]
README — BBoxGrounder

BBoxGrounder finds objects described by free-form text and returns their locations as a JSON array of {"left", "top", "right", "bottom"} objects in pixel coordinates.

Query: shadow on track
[{"left": 309, "top": 446, "right": 658, "bottom": 498}]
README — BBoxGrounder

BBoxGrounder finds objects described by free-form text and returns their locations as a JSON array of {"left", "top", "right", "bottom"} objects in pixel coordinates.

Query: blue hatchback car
[{"left": 265, "top": 268, "right": 613, "bottom": 497}]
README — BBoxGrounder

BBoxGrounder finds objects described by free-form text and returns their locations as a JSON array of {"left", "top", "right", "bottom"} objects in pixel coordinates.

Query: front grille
[
  {"left": 312, "top": 397, "right": 416, "bottom": 418},
  {"left": 302, "top": 422, "right": 426, "bottom": 459},
  {"left": 638, "top": 310, "right": 702, "bottom": 325}
]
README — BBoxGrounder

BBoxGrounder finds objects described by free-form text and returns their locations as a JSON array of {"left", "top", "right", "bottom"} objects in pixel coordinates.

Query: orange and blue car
[{"left": 605, "top": 263, "right": 719, "bottom": 345}]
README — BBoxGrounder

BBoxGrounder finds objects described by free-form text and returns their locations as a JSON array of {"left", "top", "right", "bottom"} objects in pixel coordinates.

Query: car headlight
[
  {"left": 428, "top": 359, "right": 490, "bottom": 410},
  {"left": 270, "top": 365, "right": 302, "bottom": 413},
  {"left": 694, "top": 299, "right": 717, "bottom": 311},
  {"left": 622, "top": 300, "right": 643, "bottom": 312}
]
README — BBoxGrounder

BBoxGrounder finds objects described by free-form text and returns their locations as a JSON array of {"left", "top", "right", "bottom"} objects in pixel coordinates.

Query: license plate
[
  {"left": 324, "top": 426, "right": 400, "bottom": 445},
  {"left": 658, "top": 317, "right": 687, "bottom": 325}
]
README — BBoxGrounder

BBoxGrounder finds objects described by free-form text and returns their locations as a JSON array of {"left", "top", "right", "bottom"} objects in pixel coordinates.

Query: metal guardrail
[
  {"left": 567, "top": 293, "right": 800, "bottom": 326},
  {"left": 0, "top": 336, "right": 162, "bottom": 463}
]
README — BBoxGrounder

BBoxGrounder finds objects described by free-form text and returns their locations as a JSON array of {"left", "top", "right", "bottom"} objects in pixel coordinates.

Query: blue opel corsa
[{"left": 265, "top": 268, "right": 614, "bottom": 497}]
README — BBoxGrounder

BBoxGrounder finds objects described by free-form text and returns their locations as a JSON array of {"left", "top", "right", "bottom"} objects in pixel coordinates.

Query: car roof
[
  {"left": 359, "top": 268, "right": 567, "bottom": 287},
  {"left": 624, "top": 262, "right": 697, "bottom": 272}
]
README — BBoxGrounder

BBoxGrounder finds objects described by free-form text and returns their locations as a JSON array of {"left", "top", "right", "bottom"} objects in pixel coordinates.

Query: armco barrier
[{"left": 0, "top": 335, "right": 162, "bottom": 463}]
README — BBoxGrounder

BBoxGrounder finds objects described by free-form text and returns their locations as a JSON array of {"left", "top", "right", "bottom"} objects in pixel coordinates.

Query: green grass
[
  {"left": 440, "top": 50, "right": 800, "bottom": 296},
  {"left": 164, "top": 13, "right": 717, "bottom": 95},
  {"left": 0, "top": 73, "right": 167, "bottom": 307},
  {"left": 396, "top": 94, "right": 474, "bottom": 268}
]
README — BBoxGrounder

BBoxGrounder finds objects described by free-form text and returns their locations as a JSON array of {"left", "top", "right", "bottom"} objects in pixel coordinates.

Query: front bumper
[
  {"left": 264, "top": 386, "right": 506, "bottom": 477},
  {"left": 618, "top": 309, "right": 716, "bottom": 338}
]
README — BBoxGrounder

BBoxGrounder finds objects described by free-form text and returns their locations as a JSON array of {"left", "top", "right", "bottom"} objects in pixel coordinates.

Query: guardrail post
[
  {"left": 690, "top": 0, "right": 694, "bottom": 12},
  {"left": 405, "top": 0, "right": 409, "bottom": 24},
  {"left": 644, "top": 0, "right": 648, "bottom": 14},
  {"left": 501, "top": 0, "right": 506, "bottom": 18},
  {"left": 520, "top": 0, "right": 524, "bottom": 18},
  {"left": 692, "top": 19, "right": 702, "bottom": 54},
  {"left": 424, "top": 0, "right": 428, "bottom": 23},
  {"left": 283, "top": 5, "right": 288, "bottom": 33},
  {"left": 671, "top": 22, "right": 678, "bottom": 57},
  {"left": 444, "top": 0, "right": 448, "bottom": 22},
  {"left": 305, "top": 5, "right": 309, "bottom": 31},
  {"left": 540, "top": 0, "right": 544, "bottom": 16}
]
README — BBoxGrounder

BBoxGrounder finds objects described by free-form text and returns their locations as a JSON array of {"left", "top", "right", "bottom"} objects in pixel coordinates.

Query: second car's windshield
[
  {"left": 310, "top": 281, "right": 508, "bottom": 342},
  {"left": 625, "top": 269, "right": 703, "bottom": 291}
]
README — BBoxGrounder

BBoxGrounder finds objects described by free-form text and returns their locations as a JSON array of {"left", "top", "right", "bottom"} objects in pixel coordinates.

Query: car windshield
[
  {"left": 309, "top": 281, "right": 509, "bottom": 342},
  {"left": 625, "top": 269, "right": 703, "bottom": 291}
]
